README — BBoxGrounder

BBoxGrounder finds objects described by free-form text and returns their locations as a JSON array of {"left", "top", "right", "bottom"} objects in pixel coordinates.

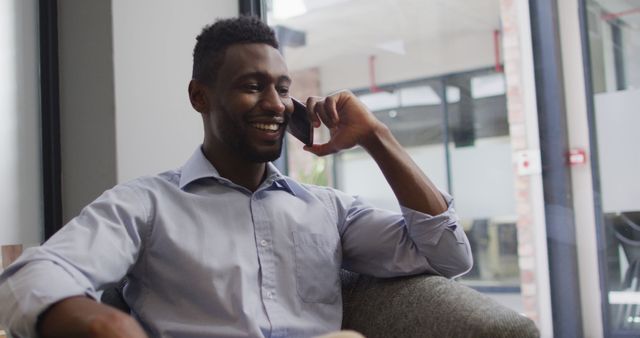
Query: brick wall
[{"left": 500, "top": 0, "right": 543, "bottom": 326}]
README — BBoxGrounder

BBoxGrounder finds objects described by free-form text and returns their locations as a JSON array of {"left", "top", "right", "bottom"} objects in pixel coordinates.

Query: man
[{"left": 0, "top": 16, "right": 471, "bottom": 338}]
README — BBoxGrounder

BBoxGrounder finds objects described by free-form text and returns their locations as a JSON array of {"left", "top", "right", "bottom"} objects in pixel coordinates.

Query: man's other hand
[{"left": 39, "top": 296, "right": 148, "bottom": 338}]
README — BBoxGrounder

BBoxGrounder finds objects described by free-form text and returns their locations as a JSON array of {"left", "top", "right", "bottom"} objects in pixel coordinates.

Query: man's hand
[
  {"left": 304, "top": 90, "right": 447, "bottom": 215},
  {"left": 39, "top": 296, "right": 148, "bottom": 338},
  {"left": 304, "top": 90, "right": 386, "bottom": 156}
]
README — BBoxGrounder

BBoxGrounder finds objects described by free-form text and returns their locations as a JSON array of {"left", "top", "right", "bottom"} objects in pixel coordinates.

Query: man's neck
[{"left": 201, "top": 144, "right": 267, "bottom": 192}]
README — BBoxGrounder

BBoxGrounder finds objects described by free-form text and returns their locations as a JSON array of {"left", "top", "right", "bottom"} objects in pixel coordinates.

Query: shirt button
[
  {"left": 260, "top": 239, "right": 268, "bottom": 247},
  {"left": 266, "top": 291, "right": 274, "bottom": 299}
]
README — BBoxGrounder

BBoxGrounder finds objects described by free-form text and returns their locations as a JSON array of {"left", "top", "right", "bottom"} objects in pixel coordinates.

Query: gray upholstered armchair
[
  {"left": 339, "top": 271, "right": 539, "bottom": 337},
  {"left": 102, "top": 272, "right": 539, "bottom": 338}
]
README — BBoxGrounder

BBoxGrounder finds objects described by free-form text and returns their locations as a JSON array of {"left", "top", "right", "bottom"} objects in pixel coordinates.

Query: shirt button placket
[{"left": 251, "top": 191, "right": 278, "bottom": 333}]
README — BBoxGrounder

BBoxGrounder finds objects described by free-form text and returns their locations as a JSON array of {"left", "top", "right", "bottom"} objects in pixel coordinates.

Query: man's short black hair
[{"left": 192, "top": 16, "right": 279, "bottom": 85}]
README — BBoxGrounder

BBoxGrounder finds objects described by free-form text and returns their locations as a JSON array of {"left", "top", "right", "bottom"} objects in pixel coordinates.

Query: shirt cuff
[
  {"left": 400, "top": 191, "right": 460, "bottom": 246},
  {"left": 0, "top": 258, "right": 96, "bottom": 338}
]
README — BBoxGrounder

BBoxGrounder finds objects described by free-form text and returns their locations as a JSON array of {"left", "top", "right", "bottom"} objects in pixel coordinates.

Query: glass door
[{"left": 584, "top": 0, "right": 640, "bottom": 335}]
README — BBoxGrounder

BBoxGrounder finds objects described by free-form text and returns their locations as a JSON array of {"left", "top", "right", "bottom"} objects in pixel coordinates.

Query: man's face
[{"left": 204, "top": 43, "right": 293, "bottom": 163}]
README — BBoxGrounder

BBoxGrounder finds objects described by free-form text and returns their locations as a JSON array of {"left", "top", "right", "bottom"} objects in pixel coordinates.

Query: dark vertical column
[
  {"left": 239, "top": 0, "right": 265, "bottom": 18},
  {"left": 448, "top": 75, "right": 476, "bottom": 148},
  {"left": 438, "top": 79, "right": 453, "bottom": 194},
  {"left": 39, "top": 0, "right": 63, "bottom": 240},
  {"left": 610, "top": 19, "right": 626, "bottom": 91},
  {"left": 529, "top": 0, "right": 584, "bottom": 337}
]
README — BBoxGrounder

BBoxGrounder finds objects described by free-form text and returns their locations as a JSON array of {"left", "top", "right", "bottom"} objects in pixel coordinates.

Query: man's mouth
[{"left": 251, "top": 122, "right": 282, "bottom": 132}]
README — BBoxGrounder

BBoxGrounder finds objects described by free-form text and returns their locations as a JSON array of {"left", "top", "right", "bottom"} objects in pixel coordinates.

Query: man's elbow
[
  {"left": 453, "top": 251, "right": 474, "bottom": 278},
  {"left": 432, "top": 250, "right": 473, "bottom": 279}
]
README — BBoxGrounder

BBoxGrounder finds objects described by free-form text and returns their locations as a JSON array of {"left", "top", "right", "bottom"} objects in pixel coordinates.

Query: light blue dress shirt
[{"left": 0, "top": 147, "right": 472, "bottom": 338}]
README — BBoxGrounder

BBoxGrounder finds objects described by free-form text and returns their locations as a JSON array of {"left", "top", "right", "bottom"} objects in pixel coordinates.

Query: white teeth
[{"left": 252, "top": 123, "right": 279, "bottom": 131}]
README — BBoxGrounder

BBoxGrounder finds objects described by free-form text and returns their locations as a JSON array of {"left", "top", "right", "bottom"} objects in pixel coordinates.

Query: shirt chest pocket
[{"left": 293, "top": 231, "right": 341, "bottom": 304}]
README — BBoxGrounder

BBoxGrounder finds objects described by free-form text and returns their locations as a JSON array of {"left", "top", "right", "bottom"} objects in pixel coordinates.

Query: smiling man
[{"left": 0, "top": 17, "right": 472, "bottom": 338}]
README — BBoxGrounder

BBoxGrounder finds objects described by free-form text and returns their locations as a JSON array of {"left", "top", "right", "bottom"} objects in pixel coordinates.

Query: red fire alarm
[{"left": 567, "top": 148, "right": 587, "bottom": 166}]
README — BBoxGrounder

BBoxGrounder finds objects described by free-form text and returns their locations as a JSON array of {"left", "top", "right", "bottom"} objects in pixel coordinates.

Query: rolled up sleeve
[
  {"left": 332, "top": 189, "right": 472, "bottom": 279},
  {"left": 0, "top": 183, "right": 149, "bottom": 338},
  {"left": 0, "top": 259, "right": 97, "bottom": 337},
  {"left": 401, "top": 192, "right": 473, "bottom": 278}
]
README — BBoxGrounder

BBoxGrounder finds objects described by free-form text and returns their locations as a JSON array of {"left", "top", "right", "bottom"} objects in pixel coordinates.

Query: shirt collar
[
  {"left": 179, "top": 147, "right": 222, "bottom": 189},
  {"left": 179, "top": 146, "right": 300, "bottom": 196},
  {"left": 264, "top": 162, "right": 304, "bottom": 196}
]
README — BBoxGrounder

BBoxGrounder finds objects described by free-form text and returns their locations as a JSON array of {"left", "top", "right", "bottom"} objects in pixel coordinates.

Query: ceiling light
[{"left": 273, "top": 0, "right": 307, "bottom": 20}]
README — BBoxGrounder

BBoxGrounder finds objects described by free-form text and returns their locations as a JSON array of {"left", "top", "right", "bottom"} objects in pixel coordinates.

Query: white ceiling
[{"left": 267, "top": 0, "right": 502, "bottom": 72}]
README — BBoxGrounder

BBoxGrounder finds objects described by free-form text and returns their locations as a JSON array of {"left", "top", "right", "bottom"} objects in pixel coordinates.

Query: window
[
  {"left": 586, "top": 0, "right": 640, "bottom": 333},
  {"left": 268, "top": 0, "right": 521, "bottom": 310}
]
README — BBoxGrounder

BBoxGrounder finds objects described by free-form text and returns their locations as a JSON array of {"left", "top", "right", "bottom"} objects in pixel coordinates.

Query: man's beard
[
  {"left": 217, "top": 107, "right": 286, "bottom": 163},
  {"left": 231, "top": 133, "right": 284, "bottom": 163}
]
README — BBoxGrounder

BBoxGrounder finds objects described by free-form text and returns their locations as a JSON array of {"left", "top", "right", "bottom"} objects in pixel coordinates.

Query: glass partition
[
  {"left": 267, "top": 0, "right": 522, "bottom": 311},
  {"left": 445, "top": 71, "right": 518, "bottom": 288},
  {"left": 586, "top": 0, "right": 640, "bottom": 333}
]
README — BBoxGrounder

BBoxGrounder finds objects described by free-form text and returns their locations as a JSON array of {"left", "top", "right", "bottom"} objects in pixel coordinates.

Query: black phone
[{"left": 287, "top": 97, "right": 314, "bottom": 146}]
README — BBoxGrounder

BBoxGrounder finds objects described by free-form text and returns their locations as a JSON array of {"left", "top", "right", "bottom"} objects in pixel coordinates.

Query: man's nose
[{"left": 259, "top": 86, "right": 286, "bottom": 114}]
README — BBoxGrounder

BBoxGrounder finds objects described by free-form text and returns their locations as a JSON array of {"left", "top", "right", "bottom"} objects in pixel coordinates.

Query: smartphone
[{"left": 287, "top": 97, "right": 314, "bottom": 146}]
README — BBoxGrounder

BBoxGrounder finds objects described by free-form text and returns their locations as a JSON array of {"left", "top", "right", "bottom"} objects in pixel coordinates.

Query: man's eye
[
  {"left": 278, "top": 87, "right": 290, "bottom": 96},
  {"left": 244, "top": 83, "right": 261, "bottom": 92}
]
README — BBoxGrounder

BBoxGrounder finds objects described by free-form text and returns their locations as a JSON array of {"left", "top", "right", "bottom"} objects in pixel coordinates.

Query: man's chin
[
  {"left": 249, "top": 153, "right": 281, "bottom": 163},
  {"left": 244, "top": 147, "right": 283, "bottom": 163}
]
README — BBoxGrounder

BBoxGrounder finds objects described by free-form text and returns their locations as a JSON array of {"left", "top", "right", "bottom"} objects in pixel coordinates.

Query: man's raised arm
[
  {"left": 304, "top": 90, "right": 472, "bottom": 277},
  {"left": 305, "top": 90, "right": 447, "bottom": 215}
]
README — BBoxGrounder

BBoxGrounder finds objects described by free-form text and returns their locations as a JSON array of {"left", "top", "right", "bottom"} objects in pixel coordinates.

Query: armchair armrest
[{"left": 340, "top": 271, "right": 539, "bottom": 338}]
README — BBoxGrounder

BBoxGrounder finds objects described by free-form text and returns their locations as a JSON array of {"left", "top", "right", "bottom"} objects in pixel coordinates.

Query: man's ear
[{"left": 188, "top": 80, "right": 210, "bottom": 114}]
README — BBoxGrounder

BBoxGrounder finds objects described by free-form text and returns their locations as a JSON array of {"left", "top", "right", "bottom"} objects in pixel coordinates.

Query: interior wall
[
  {"left": 56, "top": 0, "right": 239, "bottom": 221},
  {"left": 58, "top": 0, "right": 117, "bottom": 222},
  {"left": 0, "top": 0, "right": 42, "bottom": 246},
  {"left": 111, "top": 0, "right": 239, "bottom": 183}
]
